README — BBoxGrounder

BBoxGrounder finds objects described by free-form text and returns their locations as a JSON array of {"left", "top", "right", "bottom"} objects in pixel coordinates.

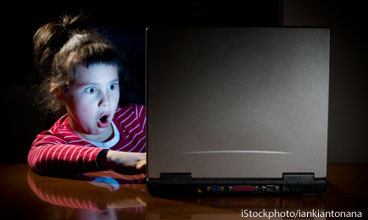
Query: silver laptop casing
[{"left": 146, "top": 27, "right": 329, "bottom": 195}]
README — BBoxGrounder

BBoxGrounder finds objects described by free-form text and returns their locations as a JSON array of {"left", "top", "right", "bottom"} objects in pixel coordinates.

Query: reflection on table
[{"left": 0, "top": 164, "right": 367, "bottom": 220}]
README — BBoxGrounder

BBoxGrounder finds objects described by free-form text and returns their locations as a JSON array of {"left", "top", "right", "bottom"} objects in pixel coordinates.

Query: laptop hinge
[{"left": 160, "top": 173, "right": 192, "bottom": 183}]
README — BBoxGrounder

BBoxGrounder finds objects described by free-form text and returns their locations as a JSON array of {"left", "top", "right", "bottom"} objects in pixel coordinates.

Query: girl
[{"left": 27, "top": 14, "right": 146, "bottom": 175}]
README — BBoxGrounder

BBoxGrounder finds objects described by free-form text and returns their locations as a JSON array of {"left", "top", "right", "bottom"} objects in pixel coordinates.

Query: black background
[{"left": 0, "top": 0, "right": 367, "bottom": 163}]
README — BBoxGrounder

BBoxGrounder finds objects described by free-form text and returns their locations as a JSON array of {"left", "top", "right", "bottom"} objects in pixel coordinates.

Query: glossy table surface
[{"left": 1, "top": 163, "right": 367, "bottom": 219}]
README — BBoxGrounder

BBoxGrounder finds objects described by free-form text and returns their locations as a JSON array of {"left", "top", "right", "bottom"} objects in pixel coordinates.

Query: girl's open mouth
[{"left": 97, "top": 113, "right": 110, "bottom": 128}]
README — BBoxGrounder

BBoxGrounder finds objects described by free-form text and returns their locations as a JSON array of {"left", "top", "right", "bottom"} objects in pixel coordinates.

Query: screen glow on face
[{"left": 65, "top": 64, "right": 120, "bottom": 142}]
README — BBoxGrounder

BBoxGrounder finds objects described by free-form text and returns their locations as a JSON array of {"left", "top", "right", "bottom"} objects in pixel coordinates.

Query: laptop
[{"left": 145, "top": 27, "right": 330, "bottom": 196}]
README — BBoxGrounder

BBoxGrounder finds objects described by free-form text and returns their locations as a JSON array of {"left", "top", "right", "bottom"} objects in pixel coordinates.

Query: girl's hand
[{"left": 99, "top": 150, "right": 146, "bottom": 175}]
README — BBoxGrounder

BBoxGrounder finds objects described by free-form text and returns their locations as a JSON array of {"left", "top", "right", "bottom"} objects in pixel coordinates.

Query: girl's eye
[
  {"left": 109, "top": 83, "right": 118, "bottom": 90},
  {"left": 85, "top": 87, "right": 97, "bottom": 94}
]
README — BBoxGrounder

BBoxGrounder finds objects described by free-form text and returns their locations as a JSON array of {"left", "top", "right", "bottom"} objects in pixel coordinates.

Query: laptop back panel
[{"left": 146, "top": 27, "right": 329, "bottom": 195}]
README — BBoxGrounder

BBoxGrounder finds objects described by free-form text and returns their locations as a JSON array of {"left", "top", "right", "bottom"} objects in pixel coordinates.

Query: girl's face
[{"left": 64, "top": 64, "right": 120, "bottom": 142}]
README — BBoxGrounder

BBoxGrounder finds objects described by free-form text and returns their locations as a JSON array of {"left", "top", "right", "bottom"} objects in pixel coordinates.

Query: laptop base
[{"left": 147, "top": 173, "right": 326, "bottom": 196}]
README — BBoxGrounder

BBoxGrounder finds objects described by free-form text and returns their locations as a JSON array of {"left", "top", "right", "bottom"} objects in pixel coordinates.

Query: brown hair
[{"left": 33, "top": 14, "right": 122, "bottom": 116}]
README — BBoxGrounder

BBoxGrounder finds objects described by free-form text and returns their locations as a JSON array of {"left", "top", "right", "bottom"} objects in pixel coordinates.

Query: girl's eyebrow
[
  {"left": 111, "top": 78, "right": 119, "bottom": 83},
  {"left": 78, "top": 78, "right": 119, "bottom": 86},
  {"left": 77, "top": 82, "right": 98, "bottom": 86}
]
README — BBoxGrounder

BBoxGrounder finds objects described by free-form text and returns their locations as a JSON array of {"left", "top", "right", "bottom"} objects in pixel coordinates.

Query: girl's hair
[{"left": 33, "top": 14, "right": 123, "bottom": 116}]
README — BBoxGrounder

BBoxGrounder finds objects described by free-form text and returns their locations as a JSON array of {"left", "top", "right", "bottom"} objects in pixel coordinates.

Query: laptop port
[
  {"left": 211, "top": 187, "right": 220, "bottom": 192},
  {"left": 204, "top": 186, "right": 225, "bottom": 192},
  {"left": 262, "top": 185, "right": 280, "bottom": 193},
  {"left": 197, "top": 187, "right": 203, "bottom": 194},
  {"left": 233, "top": 185, "right": 256, "bottom": 192}
]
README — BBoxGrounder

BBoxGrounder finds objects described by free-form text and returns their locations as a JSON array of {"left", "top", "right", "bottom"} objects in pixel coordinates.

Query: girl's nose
[{"left": 99, "top": 92, "right": 111, "bottom": 107}]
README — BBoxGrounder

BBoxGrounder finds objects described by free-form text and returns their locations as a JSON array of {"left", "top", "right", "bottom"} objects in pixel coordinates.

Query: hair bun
[
  {"left": 33, "top": 14, "right": 89, "bottom": 76},
  {"left": 61, "top": 14, "right": 88, "bottom": 31}
]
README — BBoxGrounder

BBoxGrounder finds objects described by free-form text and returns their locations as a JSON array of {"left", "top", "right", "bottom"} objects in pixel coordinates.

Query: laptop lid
[{"left": 146, "top": 27, "right": 329, "bottom": 194}]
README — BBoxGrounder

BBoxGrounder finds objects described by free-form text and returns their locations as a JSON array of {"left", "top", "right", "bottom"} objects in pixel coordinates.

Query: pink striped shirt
[{"left": 28, "top": 104, "right": 146, "bottom": 174}]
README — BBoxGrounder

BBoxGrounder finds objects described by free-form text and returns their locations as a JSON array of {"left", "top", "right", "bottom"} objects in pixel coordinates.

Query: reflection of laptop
[{"left": 146, "top": 27, "right": 330, "bottom": 196}]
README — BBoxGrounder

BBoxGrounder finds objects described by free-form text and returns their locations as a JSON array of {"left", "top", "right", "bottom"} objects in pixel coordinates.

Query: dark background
[{"left": 1, "top": 0, "right": 367, "bottom": 163}]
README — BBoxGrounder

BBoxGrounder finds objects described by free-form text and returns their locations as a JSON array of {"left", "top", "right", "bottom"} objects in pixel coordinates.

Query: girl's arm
[
  {"left": 27, "top": 135, "right": 103, "bottom": 175},
  {"left": 28, "top": 134, "right": 146, "bottom": 175}
]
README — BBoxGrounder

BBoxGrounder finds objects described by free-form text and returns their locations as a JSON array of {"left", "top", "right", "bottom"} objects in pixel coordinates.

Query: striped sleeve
[{"left": 27, "top": 131, "right": 103, "bottom": 175}]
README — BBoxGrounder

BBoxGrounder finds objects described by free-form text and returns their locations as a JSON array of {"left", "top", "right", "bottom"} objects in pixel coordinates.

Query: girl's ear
[{"left": 50, "top": 84, "right": 67, "bottom": 103}]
